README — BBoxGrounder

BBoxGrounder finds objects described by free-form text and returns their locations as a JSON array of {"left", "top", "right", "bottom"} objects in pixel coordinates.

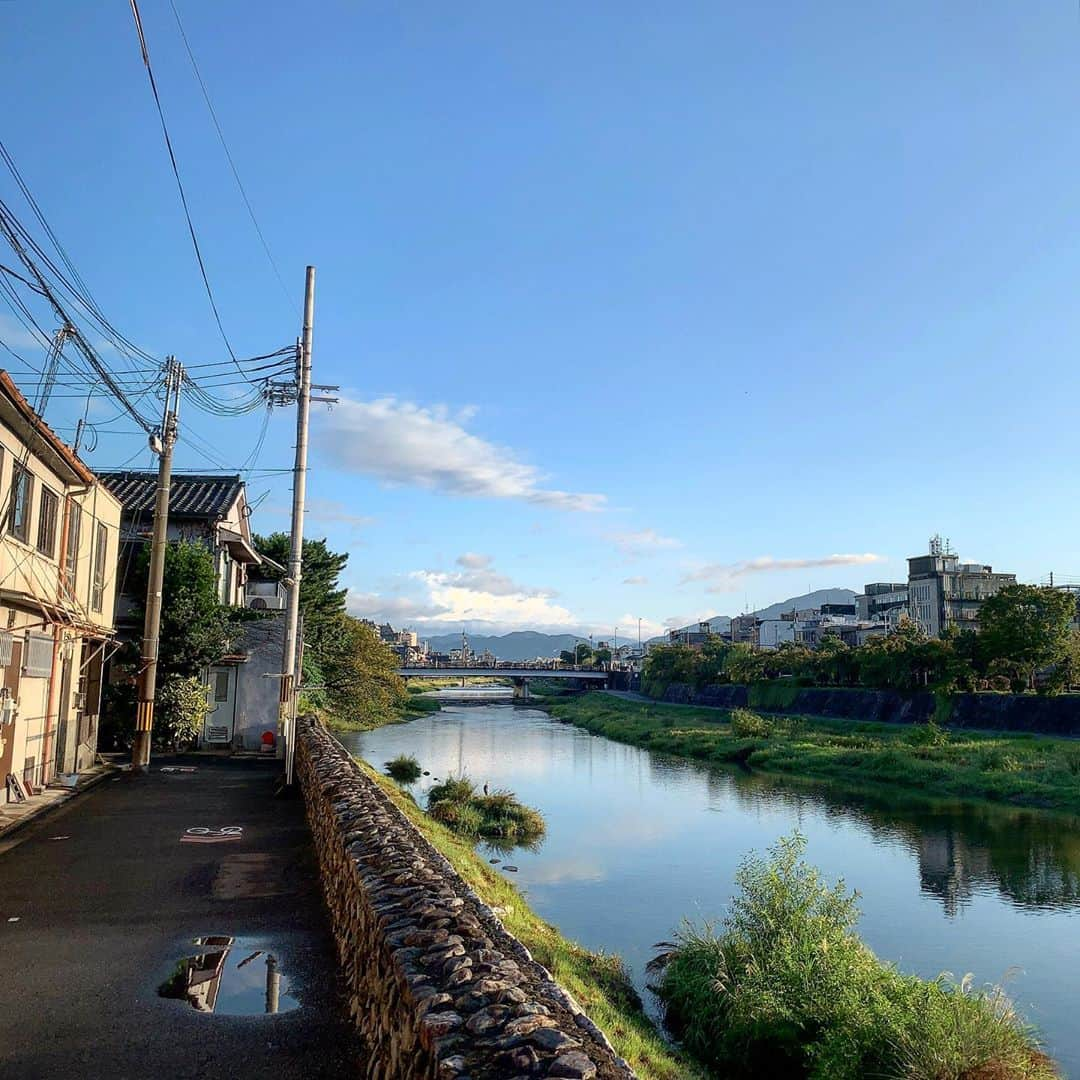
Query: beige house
[{"left": 0, "top": 372, "right": 121, "bottom": 800}]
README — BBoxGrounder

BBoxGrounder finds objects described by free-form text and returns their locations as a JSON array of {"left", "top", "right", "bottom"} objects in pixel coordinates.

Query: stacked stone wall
[{"left": 296, "top": 717, "right": 636, "bottom": 1080}]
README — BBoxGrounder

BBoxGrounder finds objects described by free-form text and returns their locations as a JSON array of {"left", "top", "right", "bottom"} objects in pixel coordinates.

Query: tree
[
  {"left": 559, "top": 650, "right": 576, "bottom": 665},
  {"left": 594, "top": 647, "right": 613, "bottom": 665},
  {"left": 977, "top": 585, "right": 1078, "bottom": 693},
  {"left": 575, "top": 642, "right": 594, "bottom": 665},
  {"left": 319, "top": 614, "right": 407, "bottom": 726},
  {"left": 128, "top": 540, "right": 253, "bottom": 677}
]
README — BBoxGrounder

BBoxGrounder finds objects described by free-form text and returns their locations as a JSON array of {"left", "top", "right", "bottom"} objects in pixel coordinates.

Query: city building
[
  {"left": 907, "top": 536, "right": 1016, "bottom": 637},
  {"left": 729, "top": 614, "right": 760, "bottom": 646},
  {"left": 856, "top": 583, "right": 909, "bottom": 622},
  {"left": 0, "top": 373, "right": 122, "bottom": 799}
]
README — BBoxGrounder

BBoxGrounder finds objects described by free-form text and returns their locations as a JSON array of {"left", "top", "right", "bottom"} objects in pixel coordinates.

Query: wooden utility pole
[
  {"left": 132, "top": 357, "right": 182, "bottom": 770},
  {"left": 281, "top": 266, "right": 314, "bottom": 785}
]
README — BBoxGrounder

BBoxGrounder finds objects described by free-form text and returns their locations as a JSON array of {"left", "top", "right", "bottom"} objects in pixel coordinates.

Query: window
[
  {"left": 8, "top": 464, "right": 32, "bottom": 543},
  {"left": 91, "top": 521, "right": 107, "bottom": 613},
  {"left": 23, "top": 632, "right": 53, "bottom": 677},
  {"left": 213, "top": 670, "right": 230, "bottom": 702},
  {"left": 63, "top": 500, "right": 81, "bottom": 595},
  {"left": 37, "top": 486, "right": 59, "bottom": 558}
]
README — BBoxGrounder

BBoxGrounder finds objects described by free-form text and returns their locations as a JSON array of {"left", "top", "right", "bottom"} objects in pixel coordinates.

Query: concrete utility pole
[
  {"left": 132, "top": 357, "right": 182, "bottom": 770},
  {"left": 281, "top": 266, "right": 315, "bottom": 786}
]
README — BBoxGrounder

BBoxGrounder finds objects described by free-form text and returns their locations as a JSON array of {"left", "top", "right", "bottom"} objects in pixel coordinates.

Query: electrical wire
[
  {"left": 169, "top": 0, "right": 298, "bottom": 318},
  {"left": 128, "top": 0, "right": 242, "bottom": 373}
]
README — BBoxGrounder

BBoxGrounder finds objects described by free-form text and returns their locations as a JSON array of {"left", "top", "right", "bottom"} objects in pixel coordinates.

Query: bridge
[{"left": 396, "top": 666, "right": 609, "bottom": 700}]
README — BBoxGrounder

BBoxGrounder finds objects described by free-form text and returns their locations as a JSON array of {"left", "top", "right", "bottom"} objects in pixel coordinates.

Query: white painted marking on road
[
  {"left": 180, "top": 826, "right": 245, "bottom": 844},
  {"left": 7, "top": 916, "right": 19, "bottom": 922},
  {"left": 48, "top": 835, "right": 70, "bottom": 841}
]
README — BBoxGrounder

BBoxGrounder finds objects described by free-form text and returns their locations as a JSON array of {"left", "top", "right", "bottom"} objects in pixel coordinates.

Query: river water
[{"left": 339, "top": 690, "right": 1080, "bottom": 1074}]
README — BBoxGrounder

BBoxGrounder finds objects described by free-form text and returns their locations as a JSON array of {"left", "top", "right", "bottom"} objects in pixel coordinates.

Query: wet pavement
[{"left": 0, "top": 755, "right": 361, "bottom": 1078}]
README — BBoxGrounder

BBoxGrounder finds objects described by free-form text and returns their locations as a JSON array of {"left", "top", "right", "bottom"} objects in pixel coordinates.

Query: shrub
[
  {"left": 384, "top": 754, "right": 422, "bottom": 783},
  {"left": 904, "top": 720, "right": 950, "bottom": 749},
  {"left": 156, "top": 674, "right": 209, "bottom": 750},
  {"left": 730, "top": 708, "right": 772, "bottom": 739},
  {"left": 652, "top": 834, "right": 1054, "bottom": 1080}
]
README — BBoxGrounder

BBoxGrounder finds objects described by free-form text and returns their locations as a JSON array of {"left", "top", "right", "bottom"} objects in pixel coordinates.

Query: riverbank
[
  {"left": 322, "top": 687, "right": 442, "bottom": 733},
  {"left": 544, "top": 693, "right": 1080, "bottom": 817},
  {"left": 361, "top": 760, "right": 701, "bottom": 1080}
]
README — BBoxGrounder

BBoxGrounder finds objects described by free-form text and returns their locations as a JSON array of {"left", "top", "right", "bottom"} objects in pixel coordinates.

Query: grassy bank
[
  {"left": 360, "top": 760, "right": 701, "bottom": 1080},
  {"left": 544, "top": 694, "right": 1080, "bottom": 816},
  {"left": 322, "top": 686, "right": 442, "bottom": 733}
]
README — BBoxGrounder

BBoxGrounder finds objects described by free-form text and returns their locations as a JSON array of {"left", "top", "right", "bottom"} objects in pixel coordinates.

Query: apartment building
[
  {"left": 907, "top": 536, "right": 1016, "bottom": 637},
  {"left": 0, "top": 373, "right": 121, "bottom": 800}
]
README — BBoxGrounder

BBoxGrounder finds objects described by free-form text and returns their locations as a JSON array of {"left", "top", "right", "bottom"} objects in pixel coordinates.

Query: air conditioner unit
[{"left": 249, "top": 595, "right": 286, "bottom": 611}]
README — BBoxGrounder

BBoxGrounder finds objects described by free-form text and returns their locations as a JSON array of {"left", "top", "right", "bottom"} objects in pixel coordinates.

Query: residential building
[
  {"left": 856, "top": 583, "right": 909, "bottom": 622},
  {"left": 98, "top": 472, "right": 261, "bottom": 638},
  {"left": 759, "top": 617, "right": 795, "bottom": 650},
  {"left": 907, "top": 536, "right": 1016, "bottom": 637},
  {"left": 0, "top": 373, "right": 122, "bottom": 800}
]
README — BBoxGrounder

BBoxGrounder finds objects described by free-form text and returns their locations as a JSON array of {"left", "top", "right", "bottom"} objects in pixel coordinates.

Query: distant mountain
[
  {"left": 655, "top": 588, "right": 859, "bottom": 642},
  {"left": 422, "top": 631, "right": 586, "bottom": 661}
]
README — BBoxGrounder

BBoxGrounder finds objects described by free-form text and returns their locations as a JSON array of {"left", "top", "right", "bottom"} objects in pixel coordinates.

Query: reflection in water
[
  {"left": 159, "top": 936, "right": 298, "bottom": 1015},
  {"left": 344, "top": 697, "right": 1080, "bottom": 1074}
]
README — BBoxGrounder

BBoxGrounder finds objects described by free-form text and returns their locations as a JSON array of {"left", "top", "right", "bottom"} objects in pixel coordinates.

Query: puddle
[{"left": 159, "top": 936, "right": 299, "bottom": 1015}]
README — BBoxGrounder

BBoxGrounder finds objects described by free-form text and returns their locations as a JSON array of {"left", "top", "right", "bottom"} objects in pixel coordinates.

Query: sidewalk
[
  {"left": 0, "top": 759, "right": 117, "bottom": 845},
  {"left": 0, "top": 754, "right": 362, "bottom": 1079}
]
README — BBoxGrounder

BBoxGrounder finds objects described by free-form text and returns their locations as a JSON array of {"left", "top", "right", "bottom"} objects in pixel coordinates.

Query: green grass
[
  {"left": 545, "top": 694, "right": 1080, "bottom": 817},
  {"left": 653, "top": 834, "right": 1056, "bottom": 1080},
  {"left": 427, "top": 775, "right": 546, "bottom": 844},
  {"left": 360, "top": 760, "right": 702, "bottom": 1080},
  {"left": 384, "top": 753, "right": 422, "bottom": 784}
]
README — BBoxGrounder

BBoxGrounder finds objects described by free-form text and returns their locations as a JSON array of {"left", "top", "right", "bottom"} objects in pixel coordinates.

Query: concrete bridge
[{"left": 396, "top": 666, "right": 609, "bottom": 699}]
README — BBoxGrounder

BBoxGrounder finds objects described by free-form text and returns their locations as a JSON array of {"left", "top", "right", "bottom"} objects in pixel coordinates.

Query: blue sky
[{"left": 3, "top": 2, "right": 1080, "bottom": 638}]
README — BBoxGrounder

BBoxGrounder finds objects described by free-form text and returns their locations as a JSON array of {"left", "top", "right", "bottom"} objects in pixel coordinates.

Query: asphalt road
[{"left": 0, "top": 755, "right": 362, "bottom": 1079}]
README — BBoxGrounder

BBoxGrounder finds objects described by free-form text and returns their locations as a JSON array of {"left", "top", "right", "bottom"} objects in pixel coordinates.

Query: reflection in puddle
[{"left": 159, "top": 936, "right": 299, "bottom": 1015}]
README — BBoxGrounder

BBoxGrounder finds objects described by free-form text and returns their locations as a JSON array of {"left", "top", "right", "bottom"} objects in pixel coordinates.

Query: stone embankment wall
[
  {"left": 660, "top": 683, "right": 1080, "bottom": 735},
  {"left": 296, "top": 717, "right": 636, "bottom": 1080}
]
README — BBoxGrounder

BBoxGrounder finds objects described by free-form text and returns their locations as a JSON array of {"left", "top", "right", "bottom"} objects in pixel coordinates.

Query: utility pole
[
  {"left": 281, "top": 266, "right": 315, "bottom": 786},
  {"left": 132, "top": 357, "right": 182, "bottom": 770}
]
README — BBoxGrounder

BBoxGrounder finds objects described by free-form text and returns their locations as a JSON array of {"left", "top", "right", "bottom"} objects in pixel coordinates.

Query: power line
[
  {"left": 128, "top": 0, "right": 242, "bottom": 373},
  {"left": 169, "top": 0, "right": 298, "bottom": 318}
]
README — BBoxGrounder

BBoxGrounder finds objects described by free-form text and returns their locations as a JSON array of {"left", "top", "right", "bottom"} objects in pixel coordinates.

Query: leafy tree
[
  {"left": 559, "top": 649, "right": 576, "bottom": 665},
  {"left": 594, "top": 647, "right": 613, "bottom": 665},
  {"left": 128, "top": 540, "right": 253, "bottom": 677},
  {"left": 156, "top": 674, "right": 210, "bottom": 750},
  {"left": 253, "top": 532, "right": 348, "bottom": 642},
  {"left": 642, "top": 644, "right": 701, "bottom": 695},
  {"left": 977, "top": 585, "right": 1077, "bottom": 693},
  {"left": 318, "top": 614, "right": 406, "bottom": 725},
  {"left": 575, "top": 642, "right": 594, "bottom": 665}
]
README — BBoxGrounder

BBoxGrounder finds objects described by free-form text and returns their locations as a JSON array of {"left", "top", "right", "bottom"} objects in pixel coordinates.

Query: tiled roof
[{"left": 97, "top": 471, "right": 243, "bottom": 519}]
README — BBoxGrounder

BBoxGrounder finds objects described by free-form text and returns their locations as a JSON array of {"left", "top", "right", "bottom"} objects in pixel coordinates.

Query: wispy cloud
[
  {"left": 622, "top": 575, "right": 649, "bottom": 586},
  {"left": 316, "top": 396, "right": 605, "bottom": 512},
  {"left": 682, "top": 553, "right": 886, "bottom": 594},
  {"left": 609, "top": 528, "right": 681, "bottom": 557}
]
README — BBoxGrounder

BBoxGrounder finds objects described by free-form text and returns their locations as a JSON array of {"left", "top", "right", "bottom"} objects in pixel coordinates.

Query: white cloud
[
  {"left": 622, "top": 575, "right": 649, "bottom": 586},
  {"left": 316, "top": 396, "right": 605, "bottom": 512},
  {"left": 682, "top": 553, "right": 886, "bottom": 594},
  {"left": 0, "top": 314, "right": 44, "bottom": 351},
  {"left": 347, "top": 556, "right": 575, "bottom": 634},
  {"left": 609, "top": 528, "right": 681, "bottom": 557}
]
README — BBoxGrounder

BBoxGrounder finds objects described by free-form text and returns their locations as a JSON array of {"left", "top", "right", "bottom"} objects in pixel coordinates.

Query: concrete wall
[
  {"left": 297, "top": 718, "right": 635, "bottom": 1080},
  {"left": 232, "top": 613, "right": 286, "bottom": 750},
  {"left": 659, "top": 683, "right": 1080, "bottom": 736}
]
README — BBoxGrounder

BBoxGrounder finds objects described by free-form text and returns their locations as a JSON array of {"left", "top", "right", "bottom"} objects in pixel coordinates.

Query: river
[{"left": 338, "top": 689, "right": 1080, "bottom": 1075}]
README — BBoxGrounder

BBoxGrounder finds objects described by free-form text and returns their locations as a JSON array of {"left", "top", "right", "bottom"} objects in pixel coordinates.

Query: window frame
[
  {"left": 8, "top": 463, "right": 33, "bottom": 544},
  {"left": 36, "top": 485, "right": 59, "bottom": 559},
  {"left": 90, "top": 521, "right": 107, "bottom": 613},
  {"left": 63, "top": 499, "right": 81, "bottom": 596}
]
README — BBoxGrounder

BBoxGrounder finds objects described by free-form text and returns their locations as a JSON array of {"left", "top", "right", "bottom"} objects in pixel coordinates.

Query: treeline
[{"left": 644, "top": 585, "right": 1080, "bottom": 698}]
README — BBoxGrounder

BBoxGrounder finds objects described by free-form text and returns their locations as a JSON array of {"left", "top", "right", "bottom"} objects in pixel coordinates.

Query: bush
[
  {"left": 904, "top": 720, "right": 950, "bottom": 749},
  {"left": 652, "top": 834, "right": 1054, "bottom": 1080},
  {"left": 156, "top": 674, "right": 209, "bottom": 750},
  {"left": 384, "top": 754, "right": 422, "bottom": 783},
  {"left": 730, "top": 708, "right": 772, "bottom": 739}
]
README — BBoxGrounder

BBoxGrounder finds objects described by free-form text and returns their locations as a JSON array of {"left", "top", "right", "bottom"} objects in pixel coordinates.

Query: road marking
[
  {"left": 7, "top": 916, "right": 19, "bottom": 922},
  {"left": 48, "top": 835, "right": 70, "bottom": 841},
  {"left": 180, "top": 826, "right": 244, "bottom": 845}
]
